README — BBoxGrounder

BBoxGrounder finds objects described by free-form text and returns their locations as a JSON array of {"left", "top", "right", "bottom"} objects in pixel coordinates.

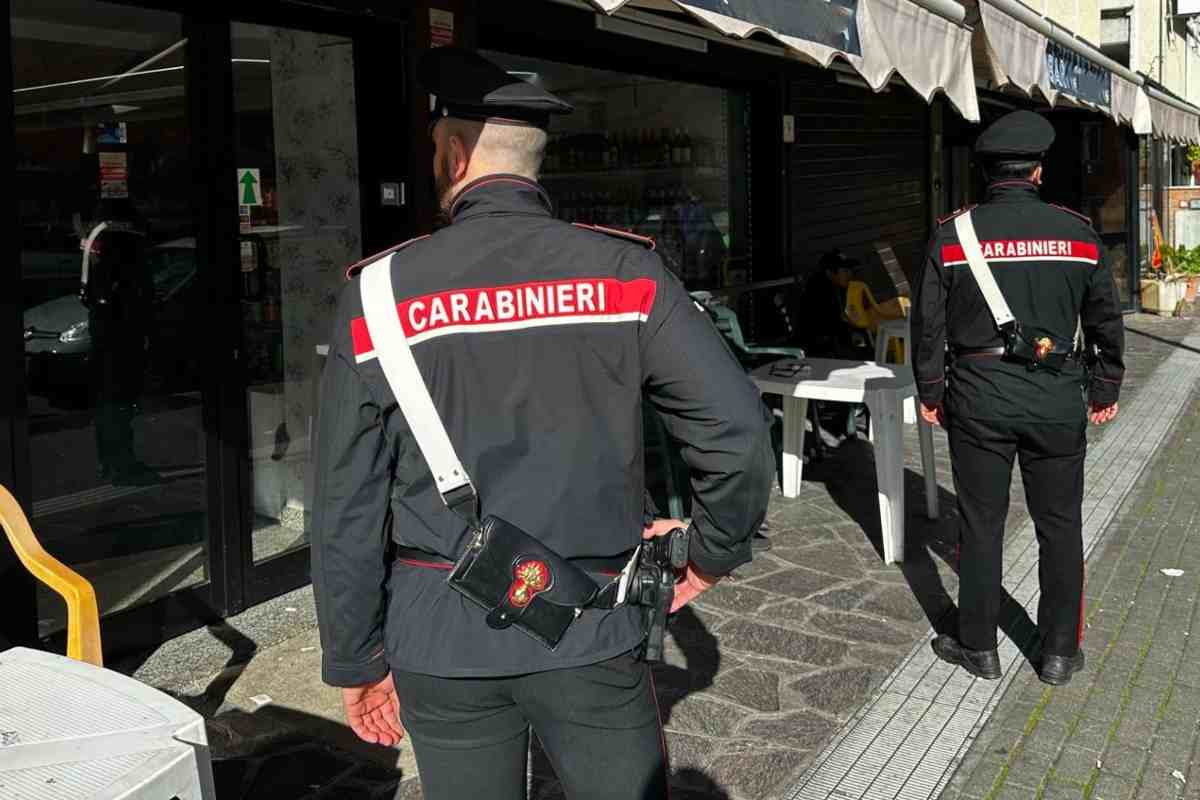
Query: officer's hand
[
  {"left": 671, "top": 564, "right": 719, "bottom": 613},
  {"left": 642, "top": 518, "right": 686, "bottom": 539},
  {"left": 920, "top": 403, "right": 945, "bottom": 427},
  {"left": 342, "top": 673, "right": 404, "bottom": 747},
  {"left": 643, "top": 519, "right": 720, "bottom": 611},
  {"left": 1088, "top": 401, "right": 1119, "bottom": 426}
]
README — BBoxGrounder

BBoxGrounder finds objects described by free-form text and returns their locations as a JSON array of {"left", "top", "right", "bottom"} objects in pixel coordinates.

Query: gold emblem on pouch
[
  {"left": 1034, "top": 337, "right": 1054, "bottom": 361},
  {"left": 507, "top": 560, "right": 551, "bottom": 608}
]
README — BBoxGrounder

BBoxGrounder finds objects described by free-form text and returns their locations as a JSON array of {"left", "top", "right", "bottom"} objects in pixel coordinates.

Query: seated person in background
[
  {"left": 799, "top": 249, "right": 873, "bottom": 360},
  {"left": 797, "top": 250, "right": 875, "bottom": 442}
]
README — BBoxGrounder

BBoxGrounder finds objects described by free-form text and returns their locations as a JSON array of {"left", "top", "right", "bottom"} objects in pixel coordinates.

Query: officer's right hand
[
  {"left": 342, "top": 672, "right": 405, "bottom": 747},
  {"left": 670, "top": 564, "right": 719, "bottom": 613},
  {"left": 643, "top": 518, "right": 720, "bottom": 611},
  {"left": 1088, "top": 401, "right": 1119, "bottom": 426},
  {"left": 920, "top": 403, "right": 945, "bottom": 427}
]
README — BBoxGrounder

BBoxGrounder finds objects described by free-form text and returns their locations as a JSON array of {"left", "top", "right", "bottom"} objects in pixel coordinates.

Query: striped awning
[
  {"left": 1146, "top": 89, "right": 1200, "bottom": 144},
  {"left": 587, "top": 0, "right": 981, "bottom": 122}
]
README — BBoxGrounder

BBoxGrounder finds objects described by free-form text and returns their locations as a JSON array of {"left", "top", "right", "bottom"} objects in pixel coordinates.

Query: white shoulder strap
[
  {"left": 359, "top": 255, "right": 475, "bottom": 509},
  {"left": 953, "top": 211, "right": 1015, "bottom": 328}
]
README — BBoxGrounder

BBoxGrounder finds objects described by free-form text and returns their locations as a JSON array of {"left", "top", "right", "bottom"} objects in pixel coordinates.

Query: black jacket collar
[
  {"left": 449, "top": 174, "right": 554, "bottom": 222},
  {"left": 986, "top": 179, "right": 1041, "bottom": 203}
]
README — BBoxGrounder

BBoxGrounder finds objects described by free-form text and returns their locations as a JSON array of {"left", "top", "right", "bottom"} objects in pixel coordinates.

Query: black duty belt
[
  {"left": 952, "top": 346, "right": 1006, "bottom": 358},
  {"left": 953, "top": 346, "right": 1081, "bottom": 360},
  {"left": 394, "top": 545, "right": 634, "bottom": 575}
]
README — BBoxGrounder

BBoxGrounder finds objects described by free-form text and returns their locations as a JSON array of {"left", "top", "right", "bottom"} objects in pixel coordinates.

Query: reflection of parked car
[{"left": 23, "top": 238, "right": 199, "bottom": 406}]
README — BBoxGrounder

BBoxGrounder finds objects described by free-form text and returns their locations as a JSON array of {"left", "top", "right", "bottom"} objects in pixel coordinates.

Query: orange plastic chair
[{"left": 0, "top": 484, "right": 103, "bottom": 666}]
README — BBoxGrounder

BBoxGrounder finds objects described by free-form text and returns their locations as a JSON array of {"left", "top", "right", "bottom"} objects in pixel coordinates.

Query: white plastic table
[
  {"left": 751, "top": 358, "right": 939, "bottom": 564},
  {"left": 875, "top": 317, "right": 917, "bottom": 424},
  {"left": 0, "top": 647, "right": 216, "bottom": 800}
]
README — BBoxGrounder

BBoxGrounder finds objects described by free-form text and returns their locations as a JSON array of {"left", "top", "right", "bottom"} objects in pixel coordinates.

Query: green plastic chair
[{"left": 701, "top": 298, "right": 806, "bottom": 365}]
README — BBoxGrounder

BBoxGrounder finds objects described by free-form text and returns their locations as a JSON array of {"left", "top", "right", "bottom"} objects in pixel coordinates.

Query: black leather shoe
[
  {"left": 931, "top": 635, "right": 1002, "bottom": 679},
  {"left": 1039, "top": 651, "right": 1086, "bottom": 686}
]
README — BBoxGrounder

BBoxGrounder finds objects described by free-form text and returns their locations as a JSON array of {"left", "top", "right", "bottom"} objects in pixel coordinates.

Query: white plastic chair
[
  {"left": 875, "top": 317, "right": 917, "bottom": 424},
  {"left": 0, "top": 647, "right": 216, "bottom": 799}
]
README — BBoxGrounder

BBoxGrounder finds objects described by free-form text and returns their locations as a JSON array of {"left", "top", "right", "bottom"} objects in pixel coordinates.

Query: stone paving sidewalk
[
  {"left": 938, "top": 367, "right": 1200, "bottom": 800},
  {"left": 114, "top": 314, "right": 1198, "bottom": 800}
]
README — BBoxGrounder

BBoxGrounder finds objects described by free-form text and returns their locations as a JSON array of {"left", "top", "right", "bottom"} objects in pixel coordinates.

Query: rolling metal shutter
[{"left": 788, "top": 71, "right": 930, "bottom": 291}]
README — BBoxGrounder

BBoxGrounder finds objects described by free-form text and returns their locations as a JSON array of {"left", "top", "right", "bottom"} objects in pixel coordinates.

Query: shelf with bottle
[
  {"left": 542, "top": 125, "right": 726, "bottom": 177},
  {"left": 555, "top": 184, "right": 724, "bottom": 230}
]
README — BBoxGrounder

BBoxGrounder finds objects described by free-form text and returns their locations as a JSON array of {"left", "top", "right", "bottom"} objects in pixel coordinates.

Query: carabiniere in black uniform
[
  {"left": 911, "top": 110, "right": 1125, "bottom": 686},
  {"left": 310, "top": 47, "right": 773, "bottom": 799}
]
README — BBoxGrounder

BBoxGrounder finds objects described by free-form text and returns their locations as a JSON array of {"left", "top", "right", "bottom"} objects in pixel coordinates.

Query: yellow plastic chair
[
  {"left": 0, "top": 484, "right": 103, "bottom": 666},
  {"left": 844, "top": 281, "right": 910, "bottom": 362}
]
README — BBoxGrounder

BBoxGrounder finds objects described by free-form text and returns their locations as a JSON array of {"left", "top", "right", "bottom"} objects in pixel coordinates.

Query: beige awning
[
  {"left": 586, "top": 0, "right": 981, "bottom": 122},
  {"left": 973, "top": 1, "right": 1151, "bottom": 134},
  {"left": 1147, "top": 89, "right": 1200, "bottom": 144}
]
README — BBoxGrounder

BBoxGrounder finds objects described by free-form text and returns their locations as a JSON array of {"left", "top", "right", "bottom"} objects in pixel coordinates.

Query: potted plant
[
  {"left": 1151, "top": 244, "right": 1200, "bottom": 311},
  {"left": 1178, "top": 247, "right": 1200, "bottom": 302},
  {"left": 1143, "top": 244, "right": 1185, "bottom": 314}
]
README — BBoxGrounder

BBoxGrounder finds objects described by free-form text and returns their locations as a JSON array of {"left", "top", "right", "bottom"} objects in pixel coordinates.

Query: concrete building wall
[
  {"left": 1132, "top": 0, "right": 1199, "bottom": 101},
  {"left": 1042, "top": 0, "right": 1103, "bottom": 46},
  {"left": 1187, "top": 32, "right": 1200, "bottom": 104}
]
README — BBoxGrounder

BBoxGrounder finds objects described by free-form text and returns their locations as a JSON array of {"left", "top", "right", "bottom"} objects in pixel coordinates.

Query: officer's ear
[
  {"left": 447, "top": 125, "right": 483, "bottom": 183},
  {"left": 445, "top": 133, "right": 467, "bottom": 183},
  {"left": 1030, "top": 163, "right": 1044, "bottom": 186}
]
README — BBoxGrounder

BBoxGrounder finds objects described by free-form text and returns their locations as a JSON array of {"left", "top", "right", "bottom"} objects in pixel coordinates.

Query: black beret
[
  {"left": 417, "top": 47, "right": 573, "bottom": 129},
  {"left": 974, "top": 110, "right": 1055, "bottom": 157}
]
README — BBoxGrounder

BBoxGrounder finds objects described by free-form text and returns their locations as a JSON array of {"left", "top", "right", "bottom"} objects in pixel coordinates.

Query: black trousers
[
  {"left": 391, "top": 651, "right": 668, "bottom": 800},
  {"left": 948, "top": 415, "right": 1086, "bottom": 656}
]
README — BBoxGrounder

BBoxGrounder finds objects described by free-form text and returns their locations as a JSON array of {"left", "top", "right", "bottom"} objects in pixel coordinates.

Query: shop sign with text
[{"left": 1046, "top": 41, "right": 1111, "bottom": 109}]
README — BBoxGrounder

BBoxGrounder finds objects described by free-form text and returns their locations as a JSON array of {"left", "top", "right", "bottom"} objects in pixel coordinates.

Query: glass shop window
[{"left": 482, "top": 51, "right": 752, "bottom": 290}]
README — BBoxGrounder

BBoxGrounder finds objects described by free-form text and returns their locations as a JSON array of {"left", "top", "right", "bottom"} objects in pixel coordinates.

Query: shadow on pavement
[
  {"left": 128, "top": 609, "right": 725, "bottom": 798},
  {"left": 801, "top": 436, "right": 1043, "bottom": 663}
]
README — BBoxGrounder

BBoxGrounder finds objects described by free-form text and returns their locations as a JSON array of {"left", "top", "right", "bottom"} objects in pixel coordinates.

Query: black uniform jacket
[
  {"left": 911, "top": 180, "right": 1125, "bottom": 422},
  {"left": 311, "top": 175, "right": 774, "bottom": 685}
]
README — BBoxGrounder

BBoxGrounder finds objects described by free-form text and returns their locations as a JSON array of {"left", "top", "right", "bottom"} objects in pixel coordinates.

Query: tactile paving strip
[{"left": 785, "top": 330, "right": 1200, "bottom": 800}]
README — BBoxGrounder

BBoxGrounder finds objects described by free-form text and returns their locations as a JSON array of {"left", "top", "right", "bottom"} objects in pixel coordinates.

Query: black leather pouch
[
  {"left": 447, "top": 516, "right": 600, "bottom": 650},
  {"left": 1004, "top": 323, "right": 1073, "bottom": 372}
]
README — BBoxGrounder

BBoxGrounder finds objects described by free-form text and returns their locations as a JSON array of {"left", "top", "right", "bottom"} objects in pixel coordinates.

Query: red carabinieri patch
[
  {"left": 942, "top": 239, "right": 1099, "bottom": 266},
  {"left": 506, "top": 559, "right": 551, "bottom": 608},
  {"left": 350, "top": 277, "right": 657, "bottom": 361}
]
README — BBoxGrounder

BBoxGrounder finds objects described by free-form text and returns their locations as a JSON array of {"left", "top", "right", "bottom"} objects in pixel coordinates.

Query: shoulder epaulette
[
  {"left": 1050, "top": 203, "right": 1093, "bottom": 226},
  {"left": 936, "top": 204, "right": 977, "bottom": 226},
  {"left": 572, "top": 222, "right": 656, "bottom": 251},
  {"left": 345, "top": 235, "right": 431, "bottom": 280}
]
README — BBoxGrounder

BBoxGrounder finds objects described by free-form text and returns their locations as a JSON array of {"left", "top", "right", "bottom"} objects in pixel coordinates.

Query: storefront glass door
[
  {"left": 230, "top": 21, "right": 363, "bottom": 596},
  {"left": 11, "top": 0, "right": 212, "bottom": 637}
]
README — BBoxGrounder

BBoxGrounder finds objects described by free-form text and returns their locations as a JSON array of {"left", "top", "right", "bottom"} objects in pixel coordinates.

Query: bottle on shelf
[
  {"left": 659, "top": 129, "right": 672, "bottom": 167},
  {"left": 681, "top": 128, "right": 693, "bottom": 166}
]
